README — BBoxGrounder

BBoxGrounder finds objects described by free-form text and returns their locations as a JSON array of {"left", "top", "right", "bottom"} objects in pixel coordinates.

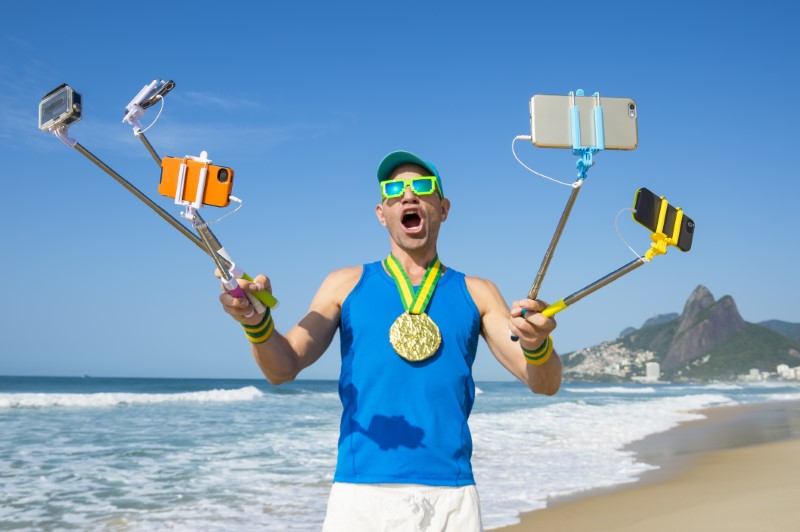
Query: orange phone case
[{"left": 159, "top": 156, "right": 234, "bottom": 207}]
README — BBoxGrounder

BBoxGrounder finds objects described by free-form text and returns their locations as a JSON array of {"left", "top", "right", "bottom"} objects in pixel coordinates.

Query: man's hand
[
  {"left": 509, "top": 298, "right": 556, "bottom": 351},
  {"left": 217, "top": 270, "right": 271, "bottom": 326}
]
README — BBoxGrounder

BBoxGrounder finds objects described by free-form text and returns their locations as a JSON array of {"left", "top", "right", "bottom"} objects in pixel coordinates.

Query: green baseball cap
[{"left": 377, "top": 150, "right": 444, "bottom": 198}]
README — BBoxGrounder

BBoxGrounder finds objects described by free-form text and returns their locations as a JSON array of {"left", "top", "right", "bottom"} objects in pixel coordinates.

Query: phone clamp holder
[
  {"left": 175, "top": 150, "right": 213, "bottom": 216},
  {"left": 644, "top": 198, "right": 684, "bottom": 261},
  {"left": 122, "top": 79, "right": 175, "bottom": 131},
  {"left": 571, "top": 89, "right": 605, "bottom": 181}
]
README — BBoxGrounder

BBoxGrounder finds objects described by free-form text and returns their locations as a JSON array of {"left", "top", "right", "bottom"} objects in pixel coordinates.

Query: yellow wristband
[
  {"left": 522, "top": 336, "right": 553, "bottom": 366},
  {"left": 242, "top": 311, "right": 274, "bottom": 344}
]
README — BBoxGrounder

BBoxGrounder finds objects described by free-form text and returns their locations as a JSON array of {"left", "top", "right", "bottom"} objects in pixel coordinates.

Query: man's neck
[{"left": 388, "top": 246, "right": 439, "bottom": 284}]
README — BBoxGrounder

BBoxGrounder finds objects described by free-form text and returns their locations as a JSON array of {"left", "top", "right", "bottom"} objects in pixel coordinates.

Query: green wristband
[
  {"left": 242, "top": 310, "right": 274, "bottom": 344},
  {"left": 522, "top": 336, "right": 553, "bottom": 366}
]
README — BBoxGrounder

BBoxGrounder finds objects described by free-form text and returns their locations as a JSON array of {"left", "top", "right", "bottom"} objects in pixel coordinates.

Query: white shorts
[{"left": 322, "top": 482, "right": 483, "bottom": 532}]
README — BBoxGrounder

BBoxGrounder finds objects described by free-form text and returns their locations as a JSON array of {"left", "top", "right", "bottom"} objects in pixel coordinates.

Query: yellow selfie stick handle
[
  {"left": 542, "top": 299, "right": 568, "bottom": 318},
  {"left": 241, "top": 272, "right": 278, "bottom": 308}
]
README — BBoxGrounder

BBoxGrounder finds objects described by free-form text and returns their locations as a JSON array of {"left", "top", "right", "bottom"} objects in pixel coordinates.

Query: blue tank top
[{"left": 334, "top": 261, "right": 481, "bottom": 486}]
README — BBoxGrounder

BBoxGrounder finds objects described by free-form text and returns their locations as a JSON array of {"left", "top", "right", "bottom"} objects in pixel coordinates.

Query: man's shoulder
[
  {"left": 463, "top": 275, "right": 504, "bottom": 313},
  {"left": 463, "top": 274, "right": 498, "bottom": 292},
  {"left": 325, "top": 265, "right": 364, "bottom": 286}
]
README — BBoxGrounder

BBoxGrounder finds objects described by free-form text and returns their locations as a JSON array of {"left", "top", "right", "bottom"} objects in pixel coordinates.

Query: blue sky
[{"left": 2, "top": 1, "right": 798, "bottom": 381}]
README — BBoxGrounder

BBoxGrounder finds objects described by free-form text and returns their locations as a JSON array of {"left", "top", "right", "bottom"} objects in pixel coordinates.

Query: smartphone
[
  {"left": 159, "top": 156, "right": 234, "bottom": 208},
  {"left": 632, "top": 188, "right": 694, "bottom": 252},
  {"left": 530, "top": 94, "right": 638, "bottom": 150}
]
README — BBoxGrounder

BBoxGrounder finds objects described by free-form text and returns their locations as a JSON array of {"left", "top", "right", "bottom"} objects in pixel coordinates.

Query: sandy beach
[{"left": 497, "top": 400, "right": 800, "bottom": 532}]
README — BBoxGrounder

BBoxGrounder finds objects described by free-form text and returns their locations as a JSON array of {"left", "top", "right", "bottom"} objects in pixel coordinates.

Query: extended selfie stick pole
[
  {"left": 185, "top": 207, "right": 262, "bottom": 316},
  {"left": 540, "top": 199, "right": 689, "bottom": 317},
  {"left": 527, "top": 90, "right": 605, "bottom": 302},
  {"left": 540, "top": 257, "right": 646, "bottom": 317},
  {"left": 72, "top": 142, "right": 208, "bottom": 252},
  {"left": 136, "top": 131, "right": 162, "bottom": 166},
  {"left": 512, "top": 90, "right": 604, "bottom": 341}
]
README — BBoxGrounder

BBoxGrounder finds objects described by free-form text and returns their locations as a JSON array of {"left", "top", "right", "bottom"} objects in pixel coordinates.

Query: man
[{"left": 220, "top": 150, "right": 561, "bottom": 531}]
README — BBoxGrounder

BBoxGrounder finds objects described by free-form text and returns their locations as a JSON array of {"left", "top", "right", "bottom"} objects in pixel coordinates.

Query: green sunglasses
[{"left": 381, "top": 176, "right": 441, "bottom": 200}]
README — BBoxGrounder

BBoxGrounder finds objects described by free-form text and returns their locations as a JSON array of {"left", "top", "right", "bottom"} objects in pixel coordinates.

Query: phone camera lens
[
  {"left": 686, "top": 221, "right": 695, "bottom": 233},
  {"left": 628, "top": 103, "right": 635, "bottom": 110},
  {"left": 217, "top": 168, "right": 229, "bottom": 183}
]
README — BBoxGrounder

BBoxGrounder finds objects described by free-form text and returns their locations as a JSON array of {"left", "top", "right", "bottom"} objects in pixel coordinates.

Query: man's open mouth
[{"left": 402, "top": 211, "right": 423, "bottom": 231}]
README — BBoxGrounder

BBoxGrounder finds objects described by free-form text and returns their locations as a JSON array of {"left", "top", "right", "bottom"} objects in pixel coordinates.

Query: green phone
[{"left": 632, "top": 188, "right": 695, "bottom": 252}]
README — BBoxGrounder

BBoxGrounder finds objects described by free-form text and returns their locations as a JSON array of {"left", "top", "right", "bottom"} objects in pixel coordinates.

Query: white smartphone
[{"left": 530, "top": 94, "right": 638, "bottom": 150}]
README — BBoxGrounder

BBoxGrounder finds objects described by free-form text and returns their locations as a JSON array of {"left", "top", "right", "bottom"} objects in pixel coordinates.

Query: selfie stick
[
  {"left": 186, "top": 208, "right": 258, "bottom": 316},
  {"left": 168, "top": 149, "right": 272, "bottom": 313},
  {"left": 539, "top": 199, "right": 689, "bottom": 318},
  {"left": 60, "top": 138, "right": 277, "bottom": 309},
  {"left": 43, "top": 82, "right": 277, "bottom": 309},
  {"left": 528, "top": 89, "right": 605, "bottom": 301},
  {"left": 121, "top": 82, "right": 278, "bottom": 310},
  {"left": 512, "top": 90, "right": 604, "bottom": 341}
]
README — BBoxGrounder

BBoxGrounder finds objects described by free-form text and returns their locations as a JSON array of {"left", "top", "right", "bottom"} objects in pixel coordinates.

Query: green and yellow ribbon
[{"left": 384, "top": 254, "right": 443, "bottom": 315}]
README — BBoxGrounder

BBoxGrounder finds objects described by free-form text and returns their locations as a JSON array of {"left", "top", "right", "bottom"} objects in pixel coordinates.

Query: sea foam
[{"left": 0, "top": 386, "right": 264, "bottom": 409}]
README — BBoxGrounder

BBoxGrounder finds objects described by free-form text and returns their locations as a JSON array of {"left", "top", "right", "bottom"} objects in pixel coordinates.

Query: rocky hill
[
  {"left": 619, "top": 313, "right": 678, "bottom": 338},
  {"left": 758, "top": 320, "right": 800, "bottom": 341},
  {"left": 563, "top": 286, "right": 800, "bottom": 382}
]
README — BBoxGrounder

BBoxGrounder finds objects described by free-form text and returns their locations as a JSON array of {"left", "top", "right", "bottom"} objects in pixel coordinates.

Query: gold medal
[
  {"left": 389, "top": 312, "right": 441, "bottom": 362},
  {"left": 384, "top": 255, "right": 444, "bottom": 363}
]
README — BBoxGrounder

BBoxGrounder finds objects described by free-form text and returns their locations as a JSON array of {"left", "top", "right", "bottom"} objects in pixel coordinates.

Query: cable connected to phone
[
  {"left": 511, "top": 135, "right": 575, "bottom": 188},
  {"left": 193, "top": 196, "right": 243, "bottom": 227},
  {"left": 615, "top": 207, "right": 648, "bottom": 262},
  {"left": 135, "top": 95, "right": 165, "bottom": 135}
]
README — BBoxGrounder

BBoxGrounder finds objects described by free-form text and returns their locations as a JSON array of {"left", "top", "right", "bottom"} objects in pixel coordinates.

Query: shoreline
[{"left": 496, "top": 399, "right": 800, "bottom": 531}]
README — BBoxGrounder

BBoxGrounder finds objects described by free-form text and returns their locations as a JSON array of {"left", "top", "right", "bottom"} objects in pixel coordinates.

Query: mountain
[
  {"left": 758, "top": 320, "right": 800, "bottom": 341},
  {"left": 564, "top": 286, "right": 800, "bottom": 382},
  {"left": 619, "top": 313, "right": 679, "bottom": 338}
]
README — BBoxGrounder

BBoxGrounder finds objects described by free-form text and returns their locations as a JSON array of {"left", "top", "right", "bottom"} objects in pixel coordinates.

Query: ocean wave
[
  {"left": 698, "top": 383, "right": 744, "bottom": 390},
  {"left": 763, "top": 392, "right": 800, "bottom": 402},
  {"left": 471, "top": 391, "right": 736, "bottom": 527},
  {"left": 565, "top": 386, "right": 656, "bottom": 394},
  {"left": 0, "top": 386, "right": 265, "bottom": 409}
]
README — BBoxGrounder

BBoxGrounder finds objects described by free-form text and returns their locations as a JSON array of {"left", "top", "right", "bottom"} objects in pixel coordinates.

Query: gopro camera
[{"left": 39, "top": 84, "right": 82, "bottom": 132}]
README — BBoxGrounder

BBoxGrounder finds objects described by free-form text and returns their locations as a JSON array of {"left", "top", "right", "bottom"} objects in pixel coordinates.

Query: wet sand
[{"left": 496, "top": 400, "right": 800, "bottom": 531}]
